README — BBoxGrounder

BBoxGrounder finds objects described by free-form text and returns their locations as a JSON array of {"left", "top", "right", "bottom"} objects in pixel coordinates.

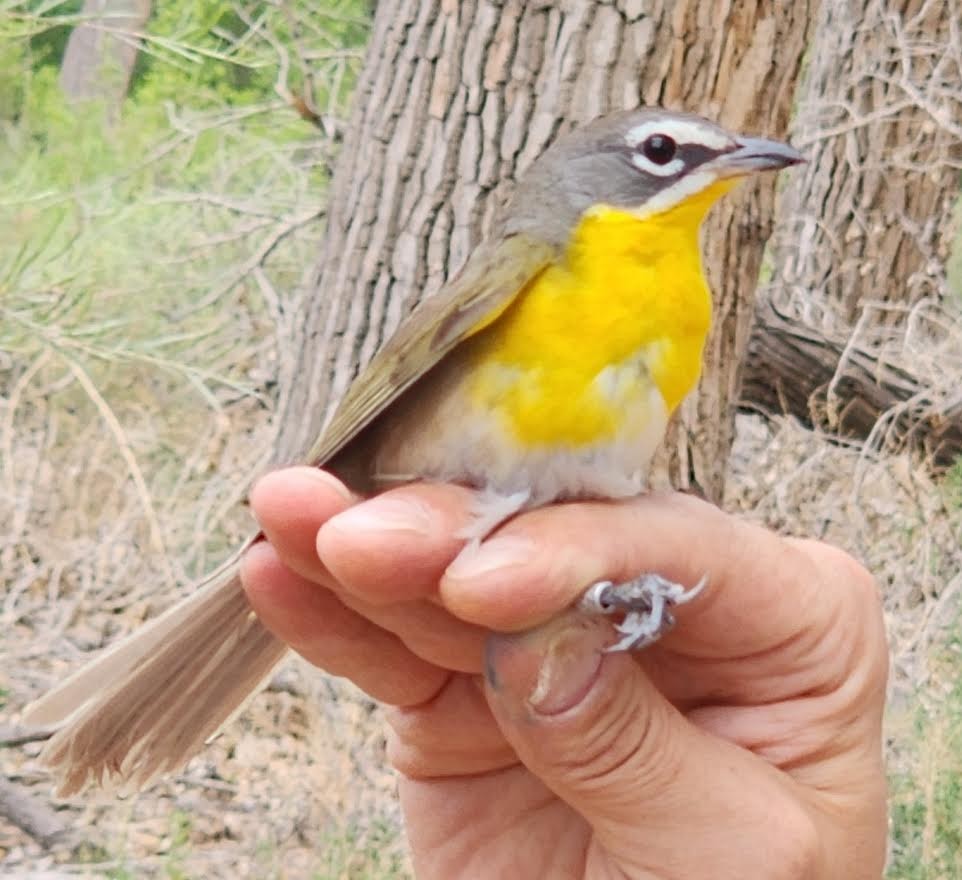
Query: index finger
[{"left": 440, "top": 492, "right": 875, "bottom": 679}]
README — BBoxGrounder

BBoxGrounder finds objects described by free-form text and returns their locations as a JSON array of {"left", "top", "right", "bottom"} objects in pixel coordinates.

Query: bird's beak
[{"left": 710, "top": 135, "right": 806, "bottom": 176}]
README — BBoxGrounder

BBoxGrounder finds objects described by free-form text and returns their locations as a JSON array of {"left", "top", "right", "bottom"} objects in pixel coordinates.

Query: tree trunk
[
  {"left": 59, "top": 0, "right": 152, "bottom": 114},
  {"left": 275, "top": 0, "right": 816, "bottom": 503},
  {"left": 745, "top": 0, "right": 962, "bottom": 455},
  {"left": 765, "top": 0, "right": 961, "bottom": 321}
]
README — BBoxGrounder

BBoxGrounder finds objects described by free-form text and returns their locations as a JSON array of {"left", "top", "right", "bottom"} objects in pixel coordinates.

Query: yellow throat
[{"left": 465, "top": 179, "right": 737, "bottom": 448}]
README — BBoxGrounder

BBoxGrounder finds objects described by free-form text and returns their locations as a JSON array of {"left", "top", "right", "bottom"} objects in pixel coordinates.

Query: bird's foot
[{"left": 579, "top": 573, "right": 708, "bottom": 652}]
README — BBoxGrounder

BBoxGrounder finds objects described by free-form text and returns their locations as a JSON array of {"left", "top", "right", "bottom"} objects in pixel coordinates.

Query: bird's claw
[{"left": 579, "top": 573, "right": 708, "bottom": 652}]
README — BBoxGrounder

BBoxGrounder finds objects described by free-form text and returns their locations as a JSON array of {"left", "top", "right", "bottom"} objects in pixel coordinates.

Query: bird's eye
[{"left": 642, "top": 134, "right": 677, "bottom": 165}]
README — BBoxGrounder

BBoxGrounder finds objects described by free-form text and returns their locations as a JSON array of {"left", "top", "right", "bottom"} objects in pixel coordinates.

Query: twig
[
  {"left": 174, "top": 208, "right": 324, "bottom": 318},
  {"left": 0, "top": 724, "right": 56, "bottom": 748},
  {"left": 0, "top": 777, "right": 69, "bottom": 849}
]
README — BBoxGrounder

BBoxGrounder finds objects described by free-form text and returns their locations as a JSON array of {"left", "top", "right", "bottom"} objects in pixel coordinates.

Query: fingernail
[
  {"left": 445, "top": 536, "right": 533, "bottom": 580},
  {"left": 327, "top": 496, "right": 433, "bottom": 536},
  {"left": 303, "top": 468, "right": 354, "bottom": 500},
  {"left": 485, "top": 615, "right": 609, "bottom": 716}
]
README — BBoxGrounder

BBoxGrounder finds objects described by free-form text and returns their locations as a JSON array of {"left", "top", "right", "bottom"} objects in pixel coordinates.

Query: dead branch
[
  {"left": 0, "top": 778, "right": 69, "bottom": 848},
  {"left": 741, "top": 298, "right": 962, "bottom": 467},
  {"left": 0, "top": 724, "right": 56, "bottom": 748}
]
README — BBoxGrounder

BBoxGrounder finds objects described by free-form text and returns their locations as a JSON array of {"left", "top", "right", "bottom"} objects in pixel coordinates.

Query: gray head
[{"left": 503, "top": 108, "right": 803, "bottom": 247}]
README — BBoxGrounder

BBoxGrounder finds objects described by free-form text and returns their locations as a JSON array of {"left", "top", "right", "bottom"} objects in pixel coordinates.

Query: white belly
[{"left": 368, "top": 351, "right": 671, "bottom": 508}]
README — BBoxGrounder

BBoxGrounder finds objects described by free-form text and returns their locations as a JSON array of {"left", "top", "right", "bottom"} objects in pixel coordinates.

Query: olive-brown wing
[{"left": 304, "top": 232, "right": 557, "bottom": 466}]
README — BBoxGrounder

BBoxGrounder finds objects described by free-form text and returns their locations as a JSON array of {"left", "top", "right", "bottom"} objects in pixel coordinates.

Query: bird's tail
[{"left": 23, "top": 561, "right": 287, "bottom": 795}]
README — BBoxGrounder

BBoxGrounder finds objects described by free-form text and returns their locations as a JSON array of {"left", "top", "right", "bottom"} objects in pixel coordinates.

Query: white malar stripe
[
  {"left": 633, "top": 169, "right": 716, "bottom": 217},
  {"left": 625, "top": 118, "right": 733, "bottom": 151},
  {"left": 631, "top": 153, "right": 685, "bottom": 177}
]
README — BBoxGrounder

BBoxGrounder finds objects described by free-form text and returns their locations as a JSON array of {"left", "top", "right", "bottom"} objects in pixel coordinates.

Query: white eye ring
[{"left": 631, "top": 153, "right": 685, "bottom": 177}]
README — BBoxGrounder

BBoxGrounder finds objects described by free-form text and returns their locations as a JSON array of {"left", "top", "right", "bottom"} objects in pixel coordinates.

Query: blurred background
[{"left": 1, "top": 1, "right": 960, "bottom": 877}]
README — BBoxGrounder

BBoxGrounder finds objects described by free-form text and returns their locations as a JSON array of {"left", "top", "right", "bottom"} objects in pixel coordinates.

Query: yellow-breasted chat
[{"left": 25, "top": 108, "right": 803, "bottom": 794}]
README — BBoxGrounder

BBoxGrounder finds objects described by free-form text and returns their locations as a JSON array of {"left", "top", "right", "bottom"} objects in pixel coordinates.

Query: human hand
[{"left": 240, "top": 466, "right": 888, "bottom": 879}]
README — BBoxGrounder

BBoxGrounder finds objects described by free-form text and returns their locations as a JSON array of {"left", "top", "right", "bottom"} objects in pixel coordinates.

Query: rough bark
[
  {"left": 275, "top": 0, "right": 817, "bottom": 503},
  {"left": 745, "top": 0, "right": 962, "bottom": 459},
  {"left": 59, "top": 0, "right": 152, "bottom": 113},
  {"left": 768, "top": 0, "right": 962, "bottom": 323}
]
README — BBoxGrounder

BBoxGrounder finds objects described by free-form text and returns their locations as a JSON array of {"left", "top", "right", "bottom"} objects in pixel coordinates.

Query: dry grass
[{"left": 1, "top": 362, "right": 410, "bottom": 878}]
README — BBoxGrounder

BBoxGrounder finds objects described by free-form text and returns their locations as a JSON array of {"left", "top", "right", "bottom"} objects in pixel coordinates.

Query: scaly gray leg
[{"left": 579, "top": 573, "right": 708, "bottom": 652}]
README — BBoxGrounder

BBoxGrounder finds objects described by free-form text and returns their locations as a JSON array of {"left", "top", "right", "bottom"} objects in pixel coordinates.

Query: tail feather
[
  {"left": 24, "top": 560, "right": 236, "bottom": 727},
  {"left": 24, "top": 564, "right": 287, "bottom": 795}
]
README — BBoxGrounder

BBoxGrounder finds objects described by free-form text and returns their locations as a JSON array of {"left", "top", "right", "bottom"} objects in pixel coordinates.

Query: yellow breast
[{"left": 464, "top": 196, "right": 720, "bottom": 448}]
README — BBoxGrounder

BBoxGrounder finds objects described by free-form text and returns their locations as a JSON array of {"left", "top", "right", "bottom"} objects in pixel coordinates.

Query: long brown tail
[{"left": 23, "top": 562, "right": 287, "bottom": 795}]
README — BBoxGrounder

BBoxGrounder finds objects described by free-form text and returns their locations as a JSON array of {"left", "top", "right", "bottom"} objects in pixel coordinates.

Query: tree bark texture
[
  {"left": 59, "top": 0, "right": 152, "bottom": 113},
  {"left": 275, "top": 0, "right": 817, "bottom": 503},
  {"left": 766, "top": 0, "right": 962, "bottom": 323},
  {"left": 744, "top": 0, "right": 962, "bottom": 459}
]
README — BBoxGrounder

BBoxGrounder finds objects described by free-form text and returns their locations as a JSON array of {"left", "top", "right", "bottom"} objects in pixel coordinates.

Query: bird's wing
[{"left": 305, "top": 232, "right": 557, "bottom": 465}]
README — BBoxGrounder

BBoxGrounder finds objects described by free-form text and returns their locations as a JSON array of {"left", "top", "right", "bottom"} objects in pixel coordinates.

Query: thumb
[{"left": 483, "top": 613, "right": 815, "bottom": 875}]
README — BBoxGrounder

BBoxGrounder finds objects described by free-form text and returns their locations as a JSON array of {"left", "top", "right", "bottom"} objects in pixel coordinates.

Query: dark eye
[{"left": 642, "top": 134, "right": 677, "bottom": 165}]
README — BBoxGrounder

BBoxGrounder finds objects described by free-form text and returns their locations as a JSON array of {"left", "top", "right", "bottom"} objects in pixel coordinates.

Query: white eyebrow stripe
[{"left": 625, "top": 119, "right": 733, "bottom": 150}]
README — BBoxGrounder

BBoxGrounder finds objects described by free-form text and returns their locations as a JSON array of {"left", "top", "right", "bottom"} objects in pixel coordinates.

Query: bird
[{"left": 24, "top": 107, "right": 803, "bottom": 795}]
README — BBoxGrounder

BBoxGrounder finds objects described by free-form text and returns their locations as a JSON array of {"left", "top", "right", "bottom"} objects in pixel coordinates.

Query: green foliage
[
  {"left": 314, "top": 818, "right": 411, "bottom": 880},
  {"left": 3, "top": 1, "right": 83, "bottom": 74},
  {"left": 0, "top": 88, "right": 306, "bottom": 433},
  {"left": 163, "top": 810, "right": 194, "bottom": 880},
  {"left": 888, "top": 645, "right": 962, "bottom": 879},
  {"left": 942, "top": 456, "right": 962, "bottom": 510},
  {"left": 131, "top": 1, "right": 369, "bottom": 107},
  {"left": 2, "top": 0, "right": 370, "bottom": 112}
]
